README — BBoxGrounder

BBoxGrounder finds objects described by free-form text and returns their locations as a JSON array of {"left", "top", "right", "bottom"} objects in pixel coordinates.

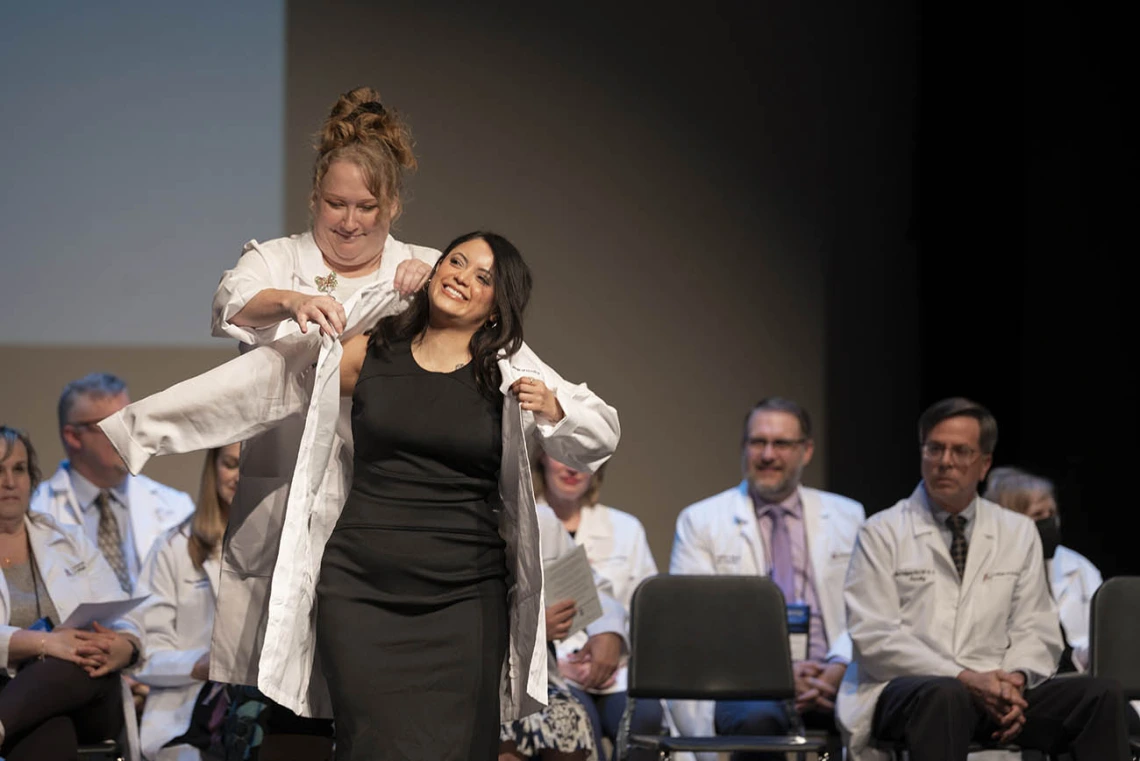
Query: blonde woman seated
[
  {"left": 0, "top": 426, "right": 144, "bottom": 761},
  {"left": 533, "top": 449, "right": 663, "bottom": 761},
  {"left": 135, "top": 444, "right": 240, "bottom": 761}
]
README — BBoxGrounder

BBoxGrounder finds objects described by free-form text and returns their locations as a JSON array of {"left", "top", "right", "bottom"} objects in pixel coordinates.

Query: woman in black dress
[{"left": 320, "top": 231, "right": 616, "bottom": 761}]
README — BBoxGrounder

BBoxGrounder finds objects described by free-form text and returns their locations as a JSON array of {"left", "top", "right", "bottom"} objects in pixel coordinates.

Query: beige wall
[
  {"left": 284, "top": 2, "right": 833, "bottom": 567},
  {"left": 2, "top": 345, "right": 238, "bottom": 500}
]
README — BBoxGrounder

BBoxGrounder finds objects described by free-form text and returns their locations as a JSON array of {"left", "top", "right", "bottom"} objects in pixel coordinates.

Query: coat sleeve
[
  {"left": 532, "top": 361, "right": 620, "bottom": 476},
  {"left": 211, "top": 241, "right": 286, "bottom": 344},
  {"left": 99, "top": 333, "right": 323, "bottom": 474},
  {"left": 133, "top": 538, "right": 208, "bottom": 688},
  {"left": 669, "top": 507, "right": 716, "bottom": 575},
  {"left": 845, "top": 520, "right": 961, "bottom": 682},
  {"left": 1000, "top": 529, "right": 1063, "bottom": 686}
]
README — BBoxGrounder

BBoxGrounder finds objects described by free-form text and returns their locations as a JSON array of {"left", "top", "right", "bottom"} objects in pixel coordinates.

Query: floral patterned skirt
[{"left": 500, "top": 682, "right": 596, "bottom": 759}]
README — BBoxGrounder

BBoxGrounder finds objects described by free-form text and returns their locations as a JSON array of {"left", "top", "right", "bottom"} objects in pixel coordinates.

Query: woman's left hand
[
  {"left": 394, "top": 259, "right": 433, "bottom": 296},
  {"left": 510, "top": 377, "right": 564, "bottom": 424},
  {"left": 75, "top": 622, "right": 137, "bottom": 678}
]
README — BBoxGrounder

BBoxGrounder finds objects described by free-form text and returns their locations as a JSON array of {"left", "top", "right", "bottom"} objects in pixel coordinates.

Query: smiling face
[
  {"left": 428, "top": 237, "right": 497, "bottom": 328},
  {"left": 541, "top": 454, "right": 593, "bottom": 506},
  {"left": 312, "top": 159, "right": 395, "bottom": 276},
  {"left": 742, "top": 410, "right": 813, "bottom": 503},
  {"left": 0, "top": 439, "right": 32, "bottom": 520}
]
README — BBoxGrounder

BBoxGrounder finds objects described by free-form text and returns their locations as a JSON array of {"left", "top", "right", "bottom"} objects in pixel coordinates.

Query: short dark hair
[
  {"left": 918, "top": 397, "right": 998, "bottom": 455},
  {"left": 0, "top": 425, "right": 43, "bottom": 492},
  {"left": 741, "top": 397, "right": 813, "bottom": 446},
  {"left": 57, "top": 372, "right": 128, "bottom": 430}
]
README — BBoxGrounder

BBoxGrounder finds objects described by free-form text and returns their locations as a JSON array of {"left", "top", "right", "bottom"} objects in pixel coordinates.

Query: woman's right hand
[
  {"left": 545, "top": 599, "right": 577, "bottom": 642},
  {"left": 288, "top": 293, "right": 346, "bottom": 338},
  {"left": 42, "top": 628, "right": 105, "bottom": 669}
]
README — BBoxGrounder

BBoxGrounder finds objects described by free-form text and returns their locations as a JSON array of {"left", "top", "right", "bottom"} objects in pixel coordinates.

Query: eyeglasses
[
  {"left": 747, "top": 437, "right": 807, "bottom": 455},
  {"left": 920, "top": 442, "right": 981, "bottom": 466}
]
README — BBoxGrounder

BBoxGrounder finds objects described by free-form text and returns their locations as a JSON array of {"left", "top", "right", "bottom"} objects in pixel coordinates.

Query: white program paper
[
  {"left": 543, "top": 544, "right": 603, "bottom": 637},
  {"left": 60, "top": 595, "right": 149, "bottom": 630}
]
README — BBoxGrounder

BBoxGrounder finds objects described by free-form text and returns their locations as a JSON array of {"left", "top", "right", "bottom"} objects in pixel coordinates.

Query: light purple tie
[{"left": 768, "top": 507, "right": 795, "bottom": 602}]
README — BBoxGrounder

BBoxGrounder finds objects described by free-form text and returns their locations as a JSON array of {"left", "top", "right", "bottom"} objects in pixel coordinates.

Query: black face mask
[{"left": 1036, "top": 515, "right": 1062, "bottom": 559}]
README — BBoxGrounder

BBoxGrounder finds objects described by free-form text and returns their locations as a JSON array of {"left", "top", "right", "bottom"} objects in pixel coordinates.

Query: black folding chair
[
  {"left": 615, "top": 575, "right": 830, "bottom": 760},
  {"left": 870, "top": 738, "right": 1025, "bottom": 758},
  {"left": 77, "top": 739, "right": 124, "bottom": 760},
  {"left": 1089, "top": 575, "right": 1140, "bottom": 759}
]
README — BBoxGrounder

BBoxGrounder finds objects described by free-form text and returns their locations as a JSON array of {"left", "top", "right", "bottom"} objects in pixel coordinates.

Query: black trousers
[
  {"left": 871, "top": 674, "right": 1130, "bottom": 761},
  {"left": 0, "top": 657, "right": 124, "bottom": 761}
]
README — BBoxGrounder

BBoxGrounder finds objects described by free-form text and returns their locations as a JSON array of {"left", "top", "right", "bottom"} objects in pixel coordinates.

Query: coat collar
[
  {"left": 296, "top": 231, "right": 403, "bottom": 289},
  {"left": 576, "top": 503, "right": 612, "bottom": 540}
]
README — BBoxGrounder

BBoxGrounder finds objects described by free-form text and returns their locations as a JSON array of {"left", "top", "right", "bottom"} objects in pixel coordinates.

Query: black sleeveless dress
[{"left": 315, "top": 338, "right": 509, "bottom": 761}]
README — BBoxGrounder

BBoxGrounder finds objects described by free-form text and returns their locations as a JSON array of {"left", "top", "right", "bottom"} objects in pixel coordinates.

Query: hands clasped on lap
[
  {"left": 959, "top": 668, "right": 1028, "bottom": 743},
  {"left": 44, "top": 621, "right": 136, "bottom": 678}
]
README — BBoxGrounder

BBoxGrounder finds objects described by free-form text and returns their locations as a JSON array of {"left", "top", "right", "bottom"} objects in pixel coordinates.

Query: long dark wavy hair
[{"left": 369, "top": 231, "right": 533, "bottom": 398}]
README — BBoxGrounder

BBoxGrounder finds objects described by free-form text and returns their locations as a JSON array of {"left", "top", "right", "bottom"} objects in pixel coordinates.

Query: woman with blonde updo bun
[
  {"left": 204, "top": 87, "right": 442, "bottom": 755},
  {"left": 212, "top": 86, "right": 440, "bottom": 345}
]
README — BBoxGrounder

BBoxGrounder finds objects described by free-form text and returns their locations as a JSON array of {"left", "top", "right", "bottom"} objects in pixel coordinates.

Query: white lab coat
[
  {"left": 100, "top": 280, "right": 620, "bottom": 720},
  {"left": 550, "top": 502, "right": 657, "bottom": 695},
  {"left": 837, "top": 485, "right": 1062, "bottom": 761},
  {"left": 1048, "top": 544, "right": 1101, "bottom": 671},
  {"left": 210, "top": 231, "right": 441, "bottom": 345},
  {"left": 30, "top": 465, "right": 194, "bottom": 590},
  {"left": 536, "top": 504, "right": 629, "bottom": 652},
  {"left": 1, "top": 512, "right": 144, "bottom": 761},
  {"left": 1, "top": 512, "right": 144, "bottom": 667},
  {"left": 201, "top": 231, "right": 440, "bottom": 715},
  {"left": 667, "top": 482, "right": 865, "bottom": 752},
  {"left": 133, "top": 522, "right": 221, "bottom": 761}
]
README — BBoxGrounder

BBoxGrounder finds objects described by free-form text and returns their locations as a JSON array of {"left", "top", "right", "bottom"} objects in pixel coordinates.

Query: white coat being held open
[{"left": 100, "top": 231, "right": 621, "bottom": 761}]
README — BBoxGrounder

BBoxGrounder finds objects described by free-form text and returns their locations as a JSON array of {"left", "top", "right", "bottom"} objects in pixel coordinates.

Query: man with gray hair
[{"left": 31, "top": 372, "right": 193, "bottom": 593}]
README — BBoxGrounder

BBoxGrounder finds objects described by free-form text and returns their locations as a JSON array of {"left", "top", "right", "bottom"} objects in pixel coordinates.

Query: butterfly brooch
[{"left": 315, "top": 272, "right": 339, "bottom": 297}]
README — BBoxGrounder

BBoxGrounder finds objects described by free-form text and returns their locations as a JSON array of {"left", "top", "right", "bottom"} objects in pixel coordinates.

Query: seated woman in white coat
[
  {"left": 99, "top": 231, "right": 621, "bottom": 760},
  {"left": 531, "top": 448, "right": 663, "bottom": 760},
  {"left": 134, "top": 444, "right": 240, "bottom": 761},
  {"left": 0, "top": 426, "right": 144, "bottom": 761},
  {"left": 499, "top": 504, "right": 631, "bottom": 761},
  {"left": 984, "top": 466, "right": 1140, "bottom": 738}
]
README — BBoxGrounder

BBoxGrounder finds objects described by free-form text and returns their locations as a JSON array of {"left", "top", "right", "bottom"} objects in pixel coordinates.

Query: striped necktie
[
  {"left": 946, "top": 514, "right": 968, "bottom": 580},
  {"left": 96, "top": 490, "right": 132, "bottom": 593}
]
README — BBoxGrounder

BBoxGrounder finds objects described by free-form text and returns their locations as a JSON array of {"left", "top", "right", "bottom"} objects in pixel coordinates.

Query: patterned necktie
[
  {"left": 767, "top": 506, "right": 796, "bottom": 602},
  {"left": 946, "top": 514, "right": 968, "bottom": 580},
  {"left": 96, "top": 490, "right": 132, "bottom": 593}
]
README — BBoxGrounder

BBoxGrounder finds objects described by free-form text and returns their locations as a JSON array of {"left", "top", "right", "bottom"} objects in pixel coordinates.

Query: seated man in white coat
[
  {"left": 670, "top": 397, "right": 865, "bottom": 759},
  {"left": 838, "top": 397, "right": 1130, "bottom": 761},
  {"left": 31, "top": 373, "right": 194, "bottom": 594}
]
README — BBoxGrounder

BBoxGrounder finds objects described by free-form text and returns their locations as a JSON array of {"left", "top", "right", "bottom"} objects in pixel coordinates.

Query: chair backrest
[
  {"left": 1089, "top": 575, "right": 1140, "bottom": 698},
  {"left": 626, "top": 574, "right": 794, "bottom": 701}
]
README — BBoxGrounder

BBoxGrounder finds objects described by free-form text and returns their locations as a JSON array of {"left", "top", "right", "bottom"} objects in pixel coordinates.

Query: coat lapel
[
  {"left": 731, "top": 482, "right": 765, "bottom": 574},
  {"left": 908, "top": 487, "right": 956, "bottom": 579},
  {"left": 47, "top": 465, "right": 84, "bottom": 526},
  {"left": 128, "top": 477, "right": 164, "bottom": 563},
  {"left": 959, "top": 499, "right": 994, "bottom": 600},
  {"left": 801, "top": 486, "right": 828, "bottom": 585},
  {"left": 26, "top": 515, "right": 82, "bottom": 622}
]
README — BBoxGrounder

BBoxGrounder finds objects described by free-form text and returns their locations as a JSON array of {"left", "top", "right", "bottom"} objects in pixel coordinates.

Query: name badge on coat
[{"left": 787, "top": 602, "right": 810, "bottom": 662}]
